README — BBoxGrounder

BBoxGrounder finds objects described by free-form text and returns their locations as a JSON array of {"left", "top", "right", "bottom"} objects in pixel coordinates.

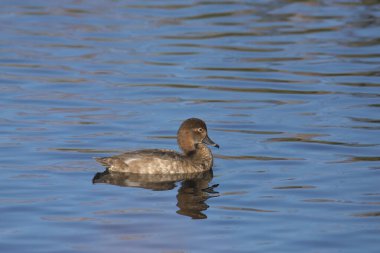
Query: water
[{"left": 1, "top": 0, "right": 380, "bottom": 252}]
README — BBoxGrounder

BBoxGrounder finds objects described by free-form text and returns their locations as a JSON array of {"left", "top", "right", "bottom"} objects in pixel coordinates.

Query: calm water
[{"left": 1, "top": 0, "right": 380, "bottom": 252}]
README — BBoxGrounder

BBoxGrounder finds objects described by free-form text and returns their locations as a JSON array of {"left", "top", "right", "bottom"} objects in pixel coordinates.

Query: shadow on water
[{"left": 92, "top": 169, "right": 219, "bottom": 219}]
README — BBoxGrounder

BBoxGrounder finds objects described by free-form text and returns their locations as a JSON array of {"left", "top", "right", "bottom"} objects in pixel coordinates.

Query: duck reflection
[{"left": 92, "top": 169, "right": 219, "bottom": 219}]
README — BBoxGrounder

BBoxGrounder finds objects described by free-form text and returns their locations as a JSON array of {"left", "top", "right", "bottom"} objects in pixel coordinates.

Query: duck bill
[{"left": 203, "top": 135, "right": 220, "bottom": 148}]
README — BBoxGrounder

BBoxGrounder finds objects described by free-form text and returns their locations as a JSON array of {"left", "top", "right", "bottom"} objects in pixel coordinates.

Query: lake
[{"left": 1, "top": 0, "right": 379, "bottom": 252}]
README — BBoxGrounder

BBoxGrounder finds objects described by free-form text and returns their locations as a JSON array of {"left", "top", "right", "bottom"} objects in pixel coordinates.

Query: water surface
[{"left": 1, "top": 0, "right": 380, "bottom": 252}]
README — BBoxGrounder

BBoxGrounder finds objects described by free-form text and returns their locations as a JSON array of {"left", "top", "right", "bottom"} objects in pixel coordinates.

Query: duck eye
[{"left": 198, "top": 128, "right": 204, "bottom": 133}]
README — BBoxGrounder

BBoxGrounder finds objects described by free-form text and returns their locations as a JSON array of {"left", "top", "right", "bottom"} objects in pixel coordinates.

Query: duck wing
[{"left": 95, "top": 149, "right": 187, "bottom": 174}]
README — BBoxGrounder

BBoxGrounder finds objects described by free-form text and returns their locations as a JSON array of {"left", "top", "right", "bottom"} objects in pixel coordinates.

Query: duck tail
[{"left": 95, "top": 157, "right": 111, "bottom": 166}]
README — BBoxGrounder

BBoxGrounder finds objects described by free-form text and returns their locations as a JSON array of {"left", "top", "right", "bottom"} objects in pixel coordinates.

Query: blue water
[{"left": 1, "top": 0, "right": 380, "bottom": 252}]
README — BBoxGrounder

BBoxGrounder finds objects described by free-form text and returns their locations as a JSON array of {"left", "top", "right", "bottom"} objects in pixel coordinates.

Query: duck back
[{"left": 96, "top": 149, "right": 201, "bottom": 174}]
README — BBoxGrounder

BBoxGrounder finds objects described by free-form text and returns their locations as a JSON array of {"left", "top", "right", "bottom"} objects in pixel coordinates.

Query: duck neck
[{"left": 187, "top": 143, "right": 213, "bottom": 170}]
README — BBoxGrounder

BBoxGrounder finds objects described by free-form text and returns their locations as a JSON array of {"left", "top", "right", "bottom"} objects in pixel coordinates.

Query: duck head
[{"left": 177, "top": 118, "right": 219, "bottom": 155}]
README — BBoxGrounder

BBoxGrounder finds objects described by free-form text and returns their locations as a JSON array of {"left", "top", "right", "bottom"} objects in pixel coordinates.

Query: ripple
[
  {"left": 352, "top": 212, "right": 380, "bottom": 218},
  {"left": 214, "top": 128, "right": 283, "bottom": 135},
  {"left": 273, "top": 185, "right": 316, "bottom": 190},
  {"left": 350, "top": 117, "right": 380, "bottom": 124},
  {"left": 41, "top": 216, "right": 95, "bottom": 222},
  {"left": 162, "top": 32, "right": 263, "bottom": 40},
  {"left": 94, "top": 208, "right": 161, "bottom": 216},
  {"left": 51, "top": 148, "right": 120, "bottom": 154},
  {"left": 168, "top": 42, "right": 281, "bottom": 52},
  {"left": 216, "top": 206, "right": 276, "bottom": 213},
  {"left": 131, "top": 83, "right": 333, "bottom": 95},
  {"left": 267, "top": 134, "right": 376, "bottom": 147},
  {"left": 302, "top": 199, "right": 337, "bottom": 203},
  {"left": 341, "top": 156, "right": 380, "bottom": 163},
  {"left": 215, "top": 154, "right": 301, "bottom": 161},
  {"left": 220, "top": 191, "right": 249, "bottom": 196},
  {"left": 0, "top": 197, "right": 58, "bottom": 204},
  {"left": 180, "top": 11, "right": 248, "bottom": 21},
  {"left": 203, "top": 75, "right": 312, "bottom": 84}
]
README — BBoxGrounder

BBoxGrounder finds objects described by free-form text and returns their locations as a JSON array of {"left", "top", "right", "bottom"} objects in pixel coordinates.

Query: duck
[{"left": 95, "top": 118, "right": 219, "bottom": 174}]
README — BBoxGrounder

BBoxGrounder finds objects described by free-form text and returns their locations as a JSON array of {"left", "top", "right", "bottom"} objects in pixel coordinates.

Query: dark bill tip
[{"left": 203, "top": 135, "right": 219, "bottom": 148}]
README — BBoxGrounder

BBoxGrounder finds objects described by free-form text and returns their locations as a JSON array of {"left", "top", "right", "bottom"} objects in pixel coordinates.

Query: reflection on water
[{"left": 93, "top": 170, "right": 218, "bottom": 219}]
